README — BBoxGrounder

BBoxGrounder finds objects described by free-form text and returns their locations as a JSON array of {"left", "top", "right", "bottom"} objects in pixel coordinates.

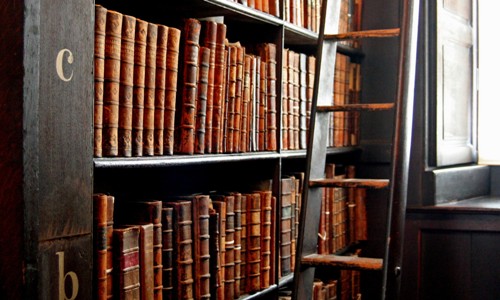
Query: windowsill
[{"left": 408, "top": 195, "right": 500, "bottom": 214}]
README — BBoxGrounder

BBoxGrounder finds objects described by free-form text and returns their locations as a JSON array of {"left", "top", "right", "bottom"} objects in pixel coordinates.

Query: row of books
[
  {"left": 228, "top": 0, "right": 280, "bottom": 18},
  {"left": 278, "top": 272, "right": 360, "bottom": 300},
  {"left": 283, "top": 0, "right": 322, "bottom": 32},
  {"left": 93, "top": 188, "right": 278, "bottom": 299},
  {"left": 94, "top": 5, "right": 279, "bottom": 158}
]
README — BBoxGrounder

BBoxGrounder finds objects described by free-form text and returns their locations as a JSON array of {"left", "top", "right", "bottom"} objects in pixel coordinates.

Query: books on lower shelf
[
  {"left": 94, "top": 5, "right": 280, "bottom": 158},
  {"left": 93, "top": 183, "right": 279, "bottom": 299}
]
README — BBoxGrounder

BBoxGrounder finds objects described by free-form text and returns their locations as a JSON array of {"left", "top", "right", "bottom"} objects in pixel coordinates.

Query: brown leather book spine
[
  {"left": 93, "top": 194, "right": 108, "bottom": 300},
  {"left": 211, "top": 23, "right": 227, "bottom": 154},
  {"left": 258, "top": 59, "right": 267, "bottom": 151},
  {"left": 167, "top": 201, "right": 195, "bottom": 299},
  {"left": 299, "top": 53, "right": 308, "bottom": 149},
  {"left": 225, "top": 45, "right": 237, "bottom": 153},
  {"left": 290, "top": 178, "right": 296, "bottom": 272},
  {"left": 280, "top": 177, "right": 293, "bottom": 276},
  {"left": 161, "top": 207, "right": 174, "bottom": 300},
  {"left": 221, "top": 48, "right": 230, "bottom": 153},
  {"left": 164, "top": 27, "right": 181, "bottom": 155},
  {"left": 143, "top": 23, "right": 158, "bottom": 156},
  {"left": 175, "top": 19, "right": 201, "bottom": 155},
  {"left": 138, "top": 223, "right": 155, "bottom": 300},
  {"left": 113, "top": 226, "right": 141, "bottom": 299},
  {"left": 214, "top": 195, "right": 235, "bottom": 300},
  {"left": 324, "top": 164, "right": 335, "bottom": 254},
  {"left": 269, "top": 0, "right": 280, "bottom": 17},
  {"left": 325, "top": 279, "right": 338, "bottom": 300},
  {"left": 209, "top": 209, "right": 222, "bottom": 300},
  {"left": 287, "top": 50, "right": 295, "bottom": 150},
  {"left": 200, "top": 21, "right": 217, "bottom": 154},
  {"left": 211, "top": 200, "right": 226, "bottom": 299},
  {"left": 255, "top": 0, "right": 263, "bottom": 11},
  {"left": 241, "top": 55, "right": 252, "bottom": 153},
  {"left": 282, "top": 49, "right": 289, "bottom": 150},
  {"left": 306, "top": 55, "right": 315, "bottom": 142},
  {"left": 194, "top": 47, "right": 210, "bottom": 154},
  {"left": 154, "top": 25, "right": 169, "bottom": 156},
  {"left": 233, "top": 193, "right": 242, "bottom": 297},
  {"left": 132, "top": 19, "right": 148, "bottom": 157},
  {"left": 192, "top": 195, "right": 211, "bottom": 299},
  {"left": 118, "top": 15, "right": 136, "bottom": 157},
  {"left": 246, "top": 192, "right": 261, "bottom": 293},
  {"left": 103, "top": 10, "right": 123, "bottom": 157},
  {"left": 233, "top": 45, "right": 245, "bottom": 153},
  {"left": 94, "top": 5, "right": 107, "bottom": 158},
  {"left": 259, "top": 190, "right": 272, "bottom": 289},
  {"left": 239, "top": 195, "right": 248, "bottom": 292},
  {"left": 259, "top": 43, "right": 277, "bottom": 151},
  {"left": 262, "top": 0, "right": 269, "bottom": 13},
  {"left": 292, "top": 51, "right": 300, "bottom": 150},
  {"left": 106, "top": 196, "right": 115, "bottom": 300}
]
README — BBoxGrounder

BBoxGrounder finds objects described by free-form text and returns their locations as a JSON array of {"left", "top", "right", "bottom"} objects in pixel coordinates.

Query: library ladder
[{"left": 292, "top": 0, "right": 419, "bottom": 299}]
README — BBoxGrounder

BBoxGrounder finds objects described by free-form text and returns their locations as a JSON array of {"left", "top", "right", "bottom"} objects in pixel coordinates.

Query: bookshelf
[{"left": 1, "top": 0, "right": 367, "bottom": 299}]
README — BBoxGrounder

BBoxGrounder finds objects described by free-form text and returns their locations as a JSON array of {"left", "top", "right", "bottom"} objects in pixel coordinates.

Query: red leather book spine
[
  {"left": 269, "top": 0, "right": 280, "bottom": 17},
  {"left": 163, "top": 27, "right": 181, "bottom": 155},
  {"left": 102, "top": 10, "right": 122, "bottom": 157},
  {"left": 200, "top": 21, "right": 217, "bottom": 154},
  {"left": 113, "top": 226, "right": 141, "bottom": 299},
  {"left": 175, "top": 18, "right": 201, "bottom": 154},
  {"left": 118, "top": 15, "right": 136, "bottom": 157},
  {"left": 211, "top": 23, "right": 227, "bottom": 154},
  {"left": 154, "top": 25, "right": 168, "bottom": 156},
  {"left": 233, "top": 45, "right": 244, "bottom": 153},
  {"left": 132, "top": 19, "right": 148, "bottom": 157},
  {"left": 194, "top": 47, "right": 210, "bottom": 154},
  {"left": 93, "top": 194, "right": 108, "bottom": 300},
  {"left": 94, "top": 5, "right": 107, "bottom": 158},
  {"left": 143, "top": 23, "right": 158, "bottom": 156}
]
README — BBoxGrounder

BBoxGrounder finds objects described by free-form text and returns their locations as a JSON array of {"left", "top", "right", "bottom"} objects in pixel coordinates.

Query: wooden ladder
[{"left": 292, "top": 0, "right": 419, "bottom": 299}]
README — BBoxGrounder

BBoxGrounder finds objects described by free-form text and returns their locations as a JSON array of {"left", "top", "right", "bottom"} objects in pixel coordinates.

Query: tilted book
[
  {"left": 143, "top": 22, "right": 158, "bottom": 156},
  {"left": 164, "top": 27, "right": 181, "bottom": 155},
  {"left": 174, "top": 18, "right": 201, "bottom": 154},
  {"left": 132, "top": 19, "right": 148, "bottom": 157},
  {"left": 118, "top": 14, "right": 136, "bottom": 157},
  {"left": 94, "top": 5, "right": 107, "bottom": 158},
  {"left": 102, "top": 10, "right": 123, "bottom": 157}
]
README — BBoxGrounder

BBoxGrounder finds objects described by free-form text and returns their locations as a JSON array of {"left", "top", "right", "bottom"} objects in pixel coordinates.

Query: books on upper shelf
[{"left": 95, "top": 6, "right": 280, "bottom": 158}]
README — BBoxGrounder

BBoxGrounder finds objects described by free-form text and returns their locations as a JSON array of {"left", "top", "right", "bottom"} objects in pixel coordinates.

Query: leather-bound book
[
  {"left": 232, "top": 193, "right": 242, "bottom": 297},
  {"left": 325, "top": 279, "right": 338, "bottom": 300},
  {"left": 247, "top": 0, "right": 255, "bottom": 8},
  {"left": 164, "top": 27, "right": 181, "bottom": 155},
  {"left": 286, "top": 50, "right": 294, "bottom": 150},
  {"left": 255, "top": 0, "right": 263, "bottom": 12},
  {"left": 113, "top": 225, "right": 141, "bottom": 300},
  {"left": 175, "top": 18, "right": 201, "bottom": 155},
  {"left": 138, "top": 223, "right": 155, "bottom": 300},
  {"left": 221, "top": 48, "right": 230, "bottom": 153},
  {"left": 306, "top": 55, "right": 315, "bottom": 142},
  {"left": 261, "top": 0, "right": 269, "bottom": 13},
  {"left": 211, "top": 199, "right": 226, "bottom": 299},
  {"left": 106, "top": 195, "right": 115, "bottom": 300},
  {"left": 259, "top": 43, "right": 278, "bottom": 151},
  {"left": 94, "top": 5, "right": 107, "bottom": 158},
  {"left": 292, "top": 51, "right": 300, "bottom": 150},
  {"left": 165, "top": 201, "right": 194, "bottom": 299},
  {"left": 324, "top": 164, "right": 335, "bottom": 254},
  {"left": 269, "top": 0, "right": 280, "bottom": 17},
  {"left": 143, "top": 22, "right": 158, "bottom": 156},
  {"left": 239, "top": 194, "right": 247, "bottom": 292},
  {"left": 313, "top": 279, "right": 326, "bottom": 300},
  {"left": 102, "top": 10, "right": 123, "bottom": 157},
  {"left": 241, "top": 55, "right": 252, "bottom": 153},
  {"left": 259, "top": 190, "right": 272, "bottom": 289},
  {"left": 282, "top": 49, "right": 289, "bottom": 150},
  {"left": 299, "top": 53, "right": 308, "bottom": 149},
  {"left": 290, "top": 177, "right": 296, "bottom": 271},
  {"left": 194, "top": 47, "right": 211, "bottom": 154},
  {"left": 208, "top": 208, "right": 222, "bottom": 300},
  {"left": 93, "top": 194, "right": 108, "bottom": 300},
  {"left": 225, "top": 44, "right": 237, "bottom": 153},
  {"left": 245, "top": 192, "right": 261, "bottom": 293},
  {"left": 200, "top": 21, "right": 217, "bottom": 154},
  {"left": 280, "top": 176, "right": 294, "bottom": 277},
  {"left": 258, "top": 60, "right": 267, "bottom": 151},
  {"left": 161, "top": 206, "right": 174, "bottom": 300},
  {"left": 118, "top": 15, "right": 136, "bottom": 157},
  {"left": 211, "top": 23, "right": 227, "bottom": 153},
  {"left": 233, "top": 45, "right": 245, "bottom": 153},
  {"left": 192, "top": 195, "right": 211, "bottom": 299},
  {"left": 154, "top": 25, "right": 169, "bottom": 156},
  {"left": 132, "top": 19, "right": 148, "bottom": 157}
]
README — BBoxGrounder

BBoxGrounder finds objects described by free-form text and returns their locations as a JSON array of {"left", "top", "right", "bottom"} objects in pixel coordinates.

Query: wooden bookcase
[{"left": 1, "top": 0, "right": 366, "bottom": 299}]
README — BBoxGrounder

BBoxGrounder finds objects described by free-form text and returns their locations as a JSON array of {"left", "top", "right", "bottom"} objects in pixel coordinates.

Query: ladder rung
[
  {"left": 301, "top": 254, "right": 383, "bottom": 271},
  {"left": 325, "top": 28, "right": 400, "bottom": 41},
  {"left": 309, "top": 178, "right": 390, "bottom": 189},
  {"left": 317, "top": 103, "right": 394, "bottom": 112}
]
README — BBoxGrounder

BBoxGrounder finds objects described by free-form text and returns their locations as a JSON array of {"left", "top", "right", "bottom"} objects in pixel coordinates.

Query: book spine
[
  {"left": 269, "top": 0, "right": 280, "bottom": 17},
  {"left": 102, "top": 10, "right": 123, "bottom": 157},
  {"left": 192, "top": 195, "right": 212, "bottom": 299},
  {"left": 113, "top": 226, "right": 141, "bottom": 299},
  {"left": 225, "top": 45, "right": 237, "bottom": 153},
  {"left": 282, "top": 49, "right": 289, "bottom": 150},
  {"left": 194, "top": 47, "right": 211, "bottom": 154},
  {"left": 258, "top": 59, "right": 267, "bottom": 151},
  {"left": 233, "top": 193, "right": 242, "bottom": 297},
  {"left": 161, "top": 207, "right": 174, "bottom": 300},
  {"left": 138, "top": 223, "right": 155, "bottom": 300},
  {"left": 164, "top": 27, "right": 181, "bottom": 155},
  {"left": 306, "top": 55, "right": 315, "bottom": 143},
  {"left": 246, "top": 193, "right": 261, "bottom": 293},
  {"left": 201, "top": 21, "right": 218, "bottom": 154},
  {"left": 143, "top": 23, "right": 158, "bottom": 156},
  {"left": 154, "top": 25, "right": 169, "bottom": 156},
  {"left": 259, "top": 191, "right": 272, "bottom": 289},
  {"left": 106, "top": 196, "right": 115, "bottom": 300},
  {"left": 224, "top": 196, "right": 235, "bottom": 299},
  {"left": 263, "top": 44, "right": 278, "bottom": 151},
  {"left": 132, "top": 19, "right": 148, "bottom": 157},
  {"left": 292, "top": 52, "right": 300, "bottom": 150},
  {"left": 299, "top": 53, "right": 308, "bottom": 149},
  {"left": 233, "top": 45, "right": 244, "bottom": 153},
  {"left": 280, "top": 177, "right": 293, "bottom": 277},
  {"left": 94, "top": 5, "right": 107, "bottom": 158},
  {"left": 239, "top": 195, "right": 247, "bottom": 292},
  {"left": 212, "top": 200, "right": 226, "bottom": 299},
  {"left": 209, "top": 209, "right": 222, "bottom": 300},
  {"left": 211, "top": 23, "right": 227, "bottom": 153},
  {"left": 93, "top": 194, "right": 108, "bottom": 300},
  {"left": 241, "top": 55, "right": 252, "bottom": 153},
  {"left": 118, "top": 15, "right": 136, "bottom": 157}
]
